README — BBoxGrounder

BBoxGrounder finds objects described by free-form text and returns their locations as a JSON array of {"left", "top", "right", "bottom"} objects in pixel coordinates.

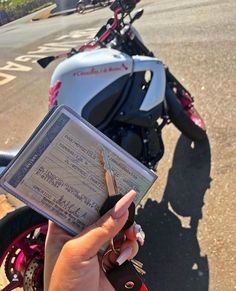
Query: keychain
[{"left": 99, "top": 148, "right": 148, "bottom": 291}]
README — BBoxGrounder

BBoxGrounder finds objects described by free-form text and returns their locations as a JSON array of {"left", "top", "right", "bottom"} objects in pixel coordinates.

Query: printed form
[{"left": 1, "top": 106, "right": 157, "bottom": 234}]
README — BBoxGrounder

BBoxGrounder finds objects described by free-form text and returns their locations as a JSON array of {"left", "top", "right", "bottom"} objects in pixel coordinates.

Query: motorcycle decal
[
  {"left": 73, "top": 63, "right": 129, "bottom": 77},
  {"left": 48, "top": 80, "right": 62, "bottom": 108}
]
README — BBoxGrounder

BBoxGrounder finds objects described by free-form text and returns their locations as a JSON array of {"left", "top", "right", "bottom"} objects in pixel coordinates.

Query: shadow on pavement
[{"left": 135, "top": 134, "right": 211, "bottom": 291}]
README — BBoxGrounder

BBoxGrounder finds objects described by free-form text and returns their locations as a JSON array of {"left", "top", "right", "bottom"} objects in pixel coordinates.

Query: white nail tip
[{"left": 116, "top": 247, "right": 133, "bottom": 266}]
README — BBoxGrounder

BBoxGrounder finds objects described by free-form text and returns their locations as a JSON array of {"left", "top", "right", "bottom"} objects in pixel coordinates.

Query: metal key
[
  {"left": 100, "top": 146, "right": 135, "bottom": 230},
  {"left": 99, "top": 147, "right": 148, "bottom": 291},
  {"left": 101, "top": 146, "right": 118, "bottom": 196}
]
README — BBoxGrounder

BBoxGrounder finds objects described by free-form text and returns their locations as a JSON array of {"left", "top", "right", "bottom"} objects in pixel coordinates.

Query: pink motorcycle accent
[
  {"left": 48, "top": 80, "right": 62, "bottom": 108},
  {"left": 1, "top": 222, "right": 48, "bottom": 291},
  {"left": 179, "top": 91, "right": 206, "bottom": 130}
]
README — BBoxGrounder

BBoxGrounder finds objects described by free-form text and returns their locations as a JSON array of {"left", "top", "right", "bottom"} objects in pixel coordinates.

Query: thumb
[{"left": 65, "top": 190, "right": 137, "bottom": 260}]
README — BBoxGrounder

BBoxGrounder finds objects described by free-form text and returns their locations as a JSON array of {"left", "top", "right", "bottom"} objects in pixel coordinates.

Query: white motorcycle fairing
[{"left": 50, "top": 48, "right": 166, "bottom": 127}]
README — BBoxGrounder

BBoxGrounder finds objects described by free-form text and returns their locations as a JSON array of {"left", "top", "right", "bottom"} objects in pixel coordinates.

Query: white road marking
[
  {"left": 0, "top": 28, "right": 98, "bottom": 86},
  {"left": 0, "top": 61, "right": 32, "bottom": 72},
  {"left": 43, "top": 40, "right": 84, "bottom": 48},
  {"left": 28, "top": 46, "right": 69, "bottom": 54},
  {"left": 15, "top": 55, "right": 47, "bottom": 63},
  {"left": 0, "top": 72, "right": 16, "bottom": 85}
]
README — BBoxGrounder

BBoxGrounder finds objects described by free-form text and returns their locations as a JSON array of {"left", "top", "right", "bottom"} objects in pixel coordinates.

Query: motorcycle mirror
[
  {"left": 130, "top": 8, "right": 144, "bottom": 24},
  {"left": 37, "top": 56, "right": 55, "bottom": 68}
]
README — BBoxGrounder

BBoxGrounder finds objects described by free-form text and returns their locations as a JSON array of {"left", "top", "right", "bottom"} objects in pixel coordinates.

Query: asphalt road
[{"left": 0, "top": 0, "right": 235, "bottom": 290}]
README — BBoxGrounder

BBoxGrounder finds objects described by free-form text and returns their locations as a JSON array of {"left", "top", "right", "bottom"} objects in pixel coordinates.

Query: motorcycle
[
  {"left": 76, "top": 0, "right": 109, "bottom": 14},
  {"left": 0, "top": 0, "right": 207, "bottom": 290}
]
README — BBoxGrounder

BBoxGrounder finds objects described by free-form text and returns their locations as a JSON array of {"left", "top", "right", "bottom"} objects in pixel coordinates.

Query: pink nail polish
[
  {"left": 134, "top": 223, "right": 142, "bottom": 234},
  {"left": 136, "top": 233, "right": 145, "bottom": 246},
  {"left": 134, "top": 223, "right": 145, "bottom": 246},
  {"left": 116, "top": 246, "right": 133, "bottom": 266},
  {"left": 111, "top": 190, "right": 136, "bottom": 219}
]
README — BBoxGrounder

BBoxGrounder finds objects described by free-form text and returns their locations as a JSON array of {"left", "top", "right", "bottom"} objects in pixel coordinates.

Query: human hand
[{"left": 44, "top": 190, "right": 144, "bottom": 291}]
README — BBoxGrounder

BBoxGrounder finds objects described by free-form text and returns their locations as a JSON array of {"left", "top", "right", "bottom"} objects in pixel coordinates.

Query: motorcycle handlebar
[
  {"left": 110, "top": 0, "right": 140, "bottom": 13},
  {"left": 78, "top": 0, "right": 141, "bottom": 52},
  {"left": 79, "top": 8, "right": 121, "bottom": 52},
  {"left": 37, "top": 1, "right": 141, "bottom": 67}
]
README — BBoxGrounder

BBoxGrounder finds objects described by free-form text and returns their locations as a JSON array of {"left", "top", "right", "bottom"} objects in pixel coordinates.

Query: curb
[
  {"left": 49, "top": 8, "right": 77, "bottom": 18},
  {"left": 32, "top": 6, "right": 76, "bottom": 21}
]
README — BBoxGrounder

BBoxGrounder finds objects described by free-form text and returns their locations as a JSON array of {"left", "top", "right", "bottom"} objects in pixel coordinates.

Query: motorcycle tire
[
  {"left": 166, "top": 86, "right": 207, "bottom": 141},
  {"left": 0, "top": 206, "right": 47, "bottom": 290},
  {"left": 76, "top": 2, "right": 86, "bottom": 13},
  {"left": 99, "top": 0, "right": 108, "bottom": 7}
]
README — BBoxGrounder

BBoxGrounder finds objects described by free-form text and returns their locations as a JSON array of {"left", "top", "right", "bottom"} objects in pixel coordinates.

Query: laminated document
[{"left": 0, "top": 105, "right": 157, "bottom": 235}]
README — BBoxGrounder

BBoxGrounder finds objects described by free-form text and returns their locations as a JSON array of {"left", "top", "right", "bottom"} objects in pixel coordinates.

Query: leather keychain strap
[{"left": 106, "top": 260, "right": 148, "bottom": 291}]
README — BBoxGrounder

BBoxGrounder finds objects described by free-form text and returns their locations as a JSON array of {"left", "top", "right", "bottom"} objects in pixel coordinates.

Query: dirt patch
[{"left": 31, "top": 4, "right": 56, "bottom": 20}]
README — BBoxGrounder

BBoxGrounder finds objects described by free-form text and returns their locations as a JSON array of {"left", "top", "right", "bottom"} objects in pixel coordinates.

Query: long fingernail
[
  {"left": 134, "top": 223, "right": 142, "bottom": 233},
  {"left": 116, "top": 246, "right": 133, "bottom": 266},
  {"left": 111, "top": 190, "right": 137, "bottom": 219},
  {"left": 134, "top": 223, "right": 145, "bottom": 246},
  {"left": 136, "top": 233, "right": 145, "bottom": 246}
]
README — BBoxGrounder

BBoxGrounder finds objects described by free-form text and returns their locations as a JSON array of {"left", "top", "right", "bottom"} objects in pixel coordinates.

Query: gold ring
[
  {"left": 101, "top": 249, "right": 113, "bottom": 273},
  {"left": 110, "top": 238, "right": 120, "bottom": 255}
]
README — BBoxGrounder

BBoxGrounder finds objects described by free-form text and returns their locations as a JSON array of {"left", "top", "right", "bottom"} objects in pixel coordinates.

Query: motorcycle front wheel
[
  {"left": 0, "top": 206, "right": 47, "bottom": 291},
  {"left": 76, "top": 2, "right": 86, "bottom": 13},
  {"left": 99, "top": 0, "right": 109, "bottom": 7},
  {"left": 166, "top": 86, "right": 207, "bottom": 141}
]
